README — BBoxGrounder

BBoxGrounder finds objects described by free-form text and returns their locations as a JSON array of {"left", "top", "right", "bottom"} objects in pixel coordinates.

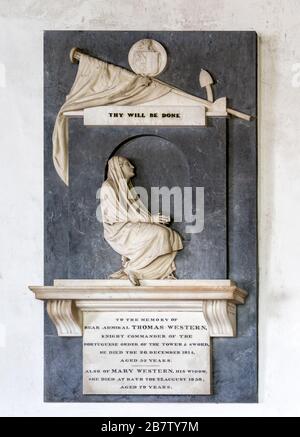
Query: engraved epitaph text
[{"left": 83, "top": 312, "right": 211, "bottom": 395}]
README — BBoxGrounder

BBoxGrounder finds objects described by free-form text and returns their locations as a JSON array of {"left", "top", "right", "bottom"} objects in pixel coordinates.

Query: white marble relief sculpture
[
  {"left": 100, "top": 156, "right": 183, "bottom": 285},
  {"left": 53, "top": 40, "right": 251, "bottom": 186}
]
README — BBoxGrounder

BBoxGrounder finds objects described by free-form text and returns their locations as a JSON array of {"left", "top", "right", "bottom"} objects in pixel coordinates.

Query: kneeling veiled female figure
[{"left": 100, "top": 156, "right": 183, "bottom": 285}]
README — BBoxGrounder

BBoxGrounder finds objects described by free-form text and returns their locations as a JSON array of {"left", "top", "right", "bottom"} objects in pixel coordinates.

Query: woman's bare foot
[
  {"left": 109, "top": 269, "right": 128, "bottom": 279},
  {"left": 127, "top": 271, "right": 140, "bottom": 286}
]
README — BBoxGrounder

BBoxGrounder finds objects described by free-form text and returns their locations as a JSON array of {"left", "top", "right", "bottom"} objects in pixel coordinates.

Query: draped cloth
[
  {"left": 52, "top": 54, "right": 172, "bottom": 185},
  {"left": 100, "top": 157, "right": 183, "bottom": 280}
]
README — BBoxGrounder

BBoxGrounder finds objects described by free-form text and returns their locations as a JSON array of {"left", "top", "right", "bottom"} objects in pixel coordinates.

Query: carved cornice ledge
[{"left": 29, "top": 280, "right": 247, "bottom": 338}]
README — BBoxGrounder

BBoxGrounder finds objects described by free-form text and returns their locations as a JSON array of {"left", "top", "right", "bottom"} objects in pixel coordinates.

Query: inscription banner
[
  {"left": 83, "top": 311, "right": 211, "bottom": 395},
  {"left": 84, "top": 105, "right": 206, "bottom": 126}
]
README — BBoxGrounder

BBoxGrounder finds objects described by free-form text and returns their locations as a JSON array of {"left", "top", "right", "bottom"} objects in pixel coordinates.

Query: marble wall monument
[{"left": 30, "top": 31, "right": 257, "bottom": 403}]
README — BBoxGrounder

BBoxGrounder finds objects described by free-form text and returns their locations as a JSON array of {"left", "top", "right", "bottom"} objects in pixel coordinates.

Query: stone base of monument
[{"left": 30, "top": 280, "right": 247, "bottom": 396}]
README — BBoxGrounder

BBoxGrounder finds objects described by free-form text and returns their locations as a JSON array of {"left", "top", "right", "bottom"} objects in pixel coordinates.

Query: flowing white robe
[{"left": 100, "top": 157, "right": 183, "bottom": 280}]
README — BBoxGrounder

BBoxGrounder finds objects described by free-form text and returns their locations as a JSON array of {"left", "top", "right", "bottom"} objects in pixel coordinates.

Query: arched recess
[{"left": 105, "top": 134, "right": 191, "bottom": 238}]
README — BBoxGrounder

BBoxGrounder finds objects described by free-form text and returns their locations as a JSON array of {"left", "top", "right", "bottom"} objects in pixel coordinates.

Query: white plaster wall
[{"left": 0, "top": 0, "right": 299, "bottom": 417}]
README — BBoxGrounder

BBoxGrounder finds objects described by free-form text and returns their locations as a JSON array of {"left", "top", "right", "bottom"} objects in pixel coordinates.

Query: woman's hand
[{"left": 151, "top": 213, "right": 170, "bottom": 224}]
